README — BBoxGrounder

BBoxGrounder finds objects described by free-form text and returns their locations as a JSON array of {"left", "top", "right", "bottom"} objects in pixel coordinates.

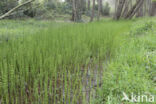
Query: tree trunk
[
  {"left": 122, "top": 0, "right": 130, "bottom": 17},
  {"left": 114, "top": 0, "right": 119, "bottom": 19},
  {"left": 88, "top": 0, "right": 90, "bottom": 11},
  {"left": 90, "top": 0, "right": 95, "bottom": 22},
  {"left": 100, "top": 0, "right": 103, "bottom": 14},
  {"left": 143, "top": 0, "right": 147, "bottom": 16},
  {"left": 147, "top": 0, "right": 151, "bottom": 16},
  {"left": 136, "top": 1, "right": 144, "bottom": 17},
  {"left": 124, "top": 0, "right": 145, "bottom": 19},
  {"left": 150, "top": 1, "right": 156, "bottom": 16},
  {"left": 114, "top": 0, "right": 126, "bottom": 20},
  {"left": 72, "top": 0, "right": 82, "bottom": 22},
  {"left": 129, "top": 0, "right": 145, "bottom": 19},
  {"left": 148, "top": 0, "right": 152, "bottom": 16},
  {"left": 129, "top": 0, "right": 132, "bottom": 9},
  {"left": 97, "top": 0, "right": 102, "bottom": 21},
  {"left": 72, "top": 0, "right": 76, "bottom": 21}
]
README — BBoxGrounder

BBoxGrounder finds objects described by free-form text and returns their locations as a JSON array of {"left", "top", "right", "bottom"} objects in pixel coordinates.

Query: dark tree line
[{"left": 0, "top": 0, "right": 156, "bottom": 21}]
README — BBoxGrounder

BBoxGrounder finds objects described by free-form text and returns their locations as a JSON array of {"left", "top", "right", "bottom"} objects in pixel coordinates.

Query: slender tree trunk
[
  {"left": 90, "top": 0, "right": 95, "bottom": 22},
  {"left": 143, "top": 0, "right": 147, "bottom": 16},
  {"left": 122, "top": 0, "right": 130, "bottom": 17},
  {"left": 129, "top": 0, "right": 145, "bottom": 19},
  {"left": 114, "top": 0, "right": 126, "bottom": 20},
  {"left": 97, "top": 0, "right": 102, "bottom": 21},
  {"left": 129, "top": 0, "right": 132, "bottom": 9},
  {"left": 147, "top": 0, "right": 151, "bottom": 16},
  {"left": 150, "top": 1, "right": 156, "bottom": 16},
  {"left": 88, "top": 0, "right": 90, "bottom": 11},
  {"left": 136, "top": 4, "right": 143, "bottom": 17},
  {"left": 136, "top": 0, "right": 144, "bottom": 17},
  {"left": 124, "top": 0, "right": 145, "bottom": 19},
  {"left": 100, "top": 0, "right": 103, "bottom": 14},
  {"left": 72, "top": 0, "right": 82, "bottom": 22},
  {"left": 114, "top": 0, "right": 119, "bottom": 18},
  {"left": 148, "top": 0, "right": 152, "bottom": 16},
  {"left": 72, "top": 0, "right": 76, "bottom": 21}
]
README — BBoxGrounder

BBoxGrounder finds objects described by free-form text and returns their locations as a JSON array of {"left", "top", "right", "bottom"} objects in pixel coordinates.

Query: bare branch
[{"left": 0, "top": 0, "right": 34, "bottom": 20}]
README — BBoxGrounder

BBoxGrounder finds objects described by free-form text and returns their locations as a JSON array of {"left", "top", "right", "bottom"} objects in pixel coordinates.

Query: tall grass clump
[{"left": 0, "top": 20, "right": 131, "bottom": 103}]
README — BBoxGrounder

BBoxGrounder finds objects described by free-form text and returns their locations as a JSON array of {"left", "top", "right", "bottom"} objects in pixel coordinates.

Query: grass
[
  {"left": 94, "top": 19, "right": 156, "bottom": 104},
  {"left": 0, "top": 18, "right": 155, "bottom": 104}
]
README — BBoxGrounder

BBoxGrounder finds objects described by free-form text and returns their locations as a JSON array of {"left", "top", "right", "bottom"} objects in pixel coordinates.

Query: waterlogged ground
[{"left": 0, "top": 18, "right": 156, "bottom": 104}]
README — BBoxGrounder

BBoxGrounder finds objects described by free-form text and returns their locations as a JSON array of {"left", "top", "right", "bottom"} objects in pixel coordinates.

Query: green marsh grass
[{"left": 0, "top": 20, "right": 132, "bottom": 103}]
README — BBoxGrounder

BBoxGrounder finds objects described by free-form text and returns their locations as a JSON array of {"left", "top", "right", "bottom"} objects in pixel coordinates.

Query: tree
[
  {"left": 114, "top": 0, "right": 126, "bottom": 20},
  {"left": 143, "top": 0, "right": 147, "bottom": 16},
  {"left": 121, "top": 0, "right": 130, "bottom": 17},
  {"left": 71, "top": 0, "right": 82, "bottom": 22},
  {"left": 90, "top": 0, "right": 95, "bottom": 22},
  {"left": 100, "top": 0, "right": 103, "bottom": 14},
  {"left": 129, "top": 0, "right": 132, "bottom": 9},
  {"left": 136, "top": 2, "right": 144, "bottom": 17},
  {"left": 88, "top": 0, "right": 91, "bottom": 11},
  {"left": 150, "top": 0, "right": 156, "bottom": 16},
  {"left": 148, "top": 0, "right": 152, "bottom": 16},
  {"left": 114, "top": 0, "right": 149, "bottom": 20},
  {"left": 124, "top": 0, "right": 145, "bottom": 19},
  {"left": 97, "top": 0, "right": 102, "bottom": 21},
  {"left": 114, "top": 0, "right": 118, "bottom": 18}
]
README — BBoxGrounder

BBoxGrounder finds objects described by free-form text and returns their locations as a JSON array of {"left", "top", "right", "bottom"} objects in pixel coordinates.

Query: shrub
[{"left": 130, "top": 20, "right": 154, "bottom": 36}]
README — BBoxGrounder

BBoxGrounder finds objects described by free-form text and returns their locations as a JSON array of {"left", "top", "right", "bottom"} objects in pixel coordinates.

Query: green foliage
[
  {"left": 0, "top": 0, "right": 18, "bottom": 14},
  {"left": 54, "top": 2, "right": 72, "bottom": 14},
  {"left": 59, "top": 2, "right": 72, "bottom": 14},
  {"left": 41, "top": 0, "right": 72, "bottom": 18},
  {"left": 45, "top": 0, "right": 57, "bottom": 9}
]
